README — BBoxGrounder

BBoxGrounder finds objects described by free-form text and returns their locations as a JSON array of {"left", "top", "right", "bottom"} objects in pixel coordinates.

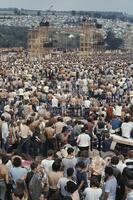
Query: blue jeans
[
  {"left": 1, "top": 139, "right": 8, "bottom": 151},
  {"left": 20, "top": 137, "right": 30, "bottom": 154},
  {"left": 0, "top": 181, "right": 6, "bottom": 200},
  {"left": 52, "top": 107, "right": 58, "bottom": 115}
]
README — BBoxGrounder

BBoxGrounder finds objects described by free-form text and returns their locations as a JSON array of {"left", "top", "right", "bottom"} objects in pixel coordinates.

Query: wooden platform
[{"left": 110, "top": 134, "right": 133, "bottom": 150}]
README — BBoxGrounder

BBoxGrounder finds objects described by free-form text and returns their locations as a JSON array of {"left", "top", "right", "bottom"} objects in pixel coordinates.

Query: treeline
[
  {"left": 0, "top": 8, "right": 133, "bottom": 23},
  {"left": 105, "top": 29, "right": 123, "bottom": 50},
  {"left": 0, "top": 25, "right": 123, "bottom": 50},
  {"left": 71, "top": 11, "right": 133, "bottom": 22},
  {"left": 0, "top": 26, "right": 28, "bottom": 48}
]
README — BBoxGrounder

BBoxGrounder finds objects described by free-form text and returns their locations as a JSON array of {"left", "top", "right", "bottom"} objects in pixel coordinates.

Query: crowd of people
[{"left": 0, "top": 51, "right": 133, "bottom": 200}]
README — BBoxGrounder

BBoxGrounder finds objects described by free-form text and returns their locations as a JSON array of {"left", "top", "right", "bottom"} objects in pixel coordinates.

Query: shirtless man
[
  {"left": 44, "top": 123, "right": 55, "bottom": 155},
  {"left": 48, "top": 161, "right": 63, "bottom": 198},
  {"left": 12, "top": 188, "right": 24, "bottom": 200},
  {"left": 70, "top": 96, "right": 76, "bottom": 117},
  {"left": 0, "top": 156, "right": 9, "bottom": 200}
]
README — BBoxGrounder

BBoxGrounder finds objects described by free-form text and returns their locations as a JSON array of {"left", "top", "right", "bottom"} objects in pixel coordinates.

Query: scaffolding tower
[
  {"left": 124, "top": 24, "right": 133, "bottom": 51},
  {"left": 28, "top": 18, "right": 104, "bottom": 59},
  {"left": 28, "top": 21, "right": 53, "bottom": 59}
]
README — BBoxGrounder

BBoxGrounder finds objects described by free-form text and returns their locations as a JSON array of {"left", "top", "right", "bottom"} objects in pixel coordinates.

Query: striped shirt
[{"left": 124, "top": 159, "right": 133, "bottom": 171}]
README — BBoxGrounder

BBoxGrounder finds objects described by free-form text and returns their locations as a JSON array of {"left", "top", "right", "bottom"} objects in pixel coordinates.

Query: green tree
[
  {"left": 105, "top": 30, "right": 123, "bottom": 50},
  {"left": 71, "top": 10, "right": 76, "bottom": 16},
  {"left": 37, "top": 10, "right": 41, "bottom": 16},
  {"left": 0, "top": 26, "right": 28, "bottom": 48}
]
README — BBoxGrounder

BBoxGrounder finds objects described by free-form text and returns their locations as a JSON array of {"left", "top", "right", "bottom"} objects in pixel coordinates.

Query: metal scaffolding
[{"left": 28, "top": 18, "right": 104, "bottom": 59}]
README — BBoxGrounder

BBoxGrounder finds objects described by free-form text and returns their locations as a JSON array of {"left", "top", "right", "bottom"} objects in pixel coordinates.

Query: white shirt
[
  {"left": 119, "top": 81, "right": 124, "bottom": 87},
  {"left": 113, "top": 105, "right": 122, "bottom": 117},
  {"left": 2, "top": 122, "right": 9, "bottom": 142},
  {"left": 104, "top": 176, "right": 117, "bottom": 200},
  {"left": 84, "top": 187, "right": 102, "bottom": 200},
  {"left": 57, "top": 177, "right": 70, "bottom": 196},
  {"left": 126, "top": 191, "right": 133, "bottom": 200},
  {"left": 10, "top": 166, "right": 27, "bottom": 186},
  {"left": 2, "top": 112, "right": 11, "bottom": 121},
  {"left": 43, "top": 86, "right": 49, "bottom": 93},
  {"left": 83, "top": 79, "right": 88, "bottom": 86},
  {"left": 121, "top": 122, "right": 133, "bottom": 138},
  {"left": 77, "top": 133, "right": 90, "bottom": 147},
  {"left": 84, "top": 100, "right": 91, "bottom": 108},
  {"left": 24, "top": 91, "right": 30, "bottom": 100},
  {"left": 31, "top": 86, "right": 37, "bottom": 92},
  {"left": 18, "top": 88, "right": 24, "bottom": 96},
  {"left": 124, "top": 158, "right": 133, "bottom": 170},
  {"left": 52, "top": 97, "right": 58, "bottom": 107},
  {"left": 116, "top": 161, "right": 126, "bottom": 173},
  {"left": 41, "top": 159, "right": 54, "bottom": 173}
]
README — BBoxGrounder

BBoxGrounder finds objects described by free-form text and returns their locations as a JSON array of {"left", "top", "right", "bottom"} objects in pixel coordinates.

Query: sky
[{"left": 0, "top": 0, "right": 133, "bottom": 14}]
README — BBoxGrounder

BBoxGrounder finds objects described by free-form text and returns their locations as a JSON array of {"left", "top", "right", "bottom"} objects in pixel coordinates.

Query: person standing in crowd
[
  {"left": 76, "top": 161, "right": 88, "bottom": 193},
  {"left": 25, "top": 162, "right": 38, "bottom": 198},
  {"left": 1, "top": 116, "right": 9, "bottom": 150},
  {"left": 126, "top": 180, "right": 133, "bottom": 200},
  {"left": 106, "top": 104, "right": 113, "bottom": 122},
  {"left": 113, "top": 103, "right": 122, "bottom": 117},
  {"left": 110, "top": 115, "right": 122, "bottom": 134},
  {"left": 102, "top": 133, "right": 113, "bottom": 152},
  {"left": 109, "top": 156, "right": 121, "bottom": 184},
  {"left": 29, "top": 166, "right": 47, "bottom": 200},
  {"left": 95, "top": 116, "right": 106, "bottom": 151},
  {"left": 76, "top": 126, "right": 90, "bottom": 153},
  {"left": 116, "top": 154, "right": 126, "bottom": 173},
  {"left": 84, "top": 178, "right": 102, "bottom": 200},
  {"left": 124, "top": 150, "right": 133, "bottom": 172},
  {"left": 10, "top": 156, "right": 27, "bottom": 188},
  {"left": 77, "top": 150, "right": 90, "bottom": 171},
  {"left": 39, "top": 193, "right": 47, "bottom": 200},
  {"left": 18, "top": 119, "right": 33, "bottom": 154},
  {"left": 44, "top": 122, "right": 56, "bottom": 156},
  {"left": 41, "top": 150, "right": 54, "bottom": 174},
  {"left": 16, "top": 179, "right": 28, "bottom": 200},
  {"left": 0, "top": 156, "right": 9, "bottom": 200},
  {"left": 121, "top": 116, "right": 133, "bottom": 138},
  {"left": 57, "top": 167, "right": 75, "bottom": 198},
  {"left": 62, "top": 147, "right": 77, "bottom": 177},
  {"left": 102, "top": 166, "right": 117, "bottom": 200},
  {"left": 48, "top": 160, "right": 63, "bottom": 198},
  {"left": 84, "top": 96, "right": 91, "bottom": 119},
  {"left": 12, "top": 188, "right": 24, "bottom": 200},
  {"left": 90, "top": 155, "right": 105, "bottom": 183},
  {"left": 55, "top": 117, "right": 65, "bottom": 137},
  {"left": 65, "top": 181, "right": 80, "bottom": 200},
  {"left": 51, "top": 95, "right": 59, "bottom": 115}
]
